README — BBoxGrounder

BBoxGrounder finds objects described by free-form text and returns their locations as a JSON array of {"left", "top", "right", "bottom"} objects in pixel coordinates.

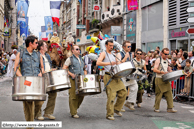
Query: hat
[
  {"left": 13, "top": 49, "right": 17, "bottom": 52},
  {"left": 54, "top": 32, "right": 57, "bottom": 34}
]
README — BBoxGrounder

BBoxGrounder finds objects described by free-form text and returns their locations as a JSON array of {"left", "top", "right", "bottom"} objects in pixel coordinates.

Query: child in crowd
[{"left": 183, "top": 59, "right": 193, "bottom": 96}]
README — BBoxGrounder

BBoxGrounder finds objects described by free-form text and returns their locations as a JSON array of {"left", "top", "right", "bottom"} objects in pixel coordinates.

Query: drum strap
[
  {"left": 133, "top": 58, "right": 143, "bottom": 68},
  {"left": 105, "top": 51, "right": 114, "bottom": 75}
]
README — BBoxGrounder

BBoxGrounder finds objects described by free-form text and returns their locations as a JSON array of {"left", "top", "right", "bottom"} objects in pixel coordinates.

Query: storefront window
[
  {"left": 177, "top": 40, "right": 188, "bottom": 51},
  {"left": 146, "top": 42, "right": 163, "bottom": 52},
  {"left": 190, "top": 39, "right": 194, "bottom": 51}
]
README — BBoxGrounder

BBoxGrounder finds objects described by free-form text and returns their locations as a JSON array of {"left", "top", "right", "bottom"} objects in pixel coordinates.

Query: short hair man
[
  {"left": 116, "top": 40, "right": 138, "bottom": 111},
  {"left": 37, "top": 40, "right": 57, "bottom": 120},
  {"left": 63, "top": 45, "right": 87, "bottom": 118},
  {"left": 97, "top": 39, "right": 127, "bottom": 120},
  {"left": 153, "top": 48, "right": 177, "bottom": 113},
  {"left": 14, "top": 35, "right": 45, "bottom": 122}
]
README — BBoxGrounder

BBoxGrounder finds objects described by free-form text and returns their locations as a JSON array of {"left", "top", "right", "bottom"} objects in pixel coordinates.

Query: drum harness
[
  {"left": 70, "top": 55, "right": 83, "bottom": 93},
  {"left": 104, "top": 51, "right": 125, "bottom": 88}
]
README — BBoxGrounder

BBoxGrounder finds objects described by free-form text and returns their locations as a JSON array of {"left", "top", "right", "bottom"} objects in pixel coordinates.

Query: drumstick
[{"left": 127, "top": 87, "right": 130, "bottom": 96}]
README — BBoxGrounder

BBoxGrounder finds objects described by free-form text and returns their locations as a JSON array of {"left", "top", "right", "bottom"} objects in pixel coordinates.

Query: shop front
[{"left": 169, "top": 27, "right": 189, "bottom": 51}]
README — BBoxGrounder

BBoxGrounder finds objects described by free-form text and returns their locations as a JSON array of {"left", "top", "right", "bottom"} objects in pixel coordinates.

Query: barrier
[{"left": 172, "top": 73, "right": 194, "bottom": 101}]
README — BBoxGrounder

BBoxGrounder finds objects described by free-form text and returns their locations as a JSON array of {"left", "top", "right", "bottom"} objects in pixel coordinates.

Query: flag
[
  {"left": 44, "top": 16, "right": 53, "bottom": 32},
  {"left": 41, "top": 26, "right": 46, "bottom": 32},
  {"left": 4, "top": 17, "right": 7, "bottom": 27},
  {"left": 78, "top": 0, "right": 81, "bottom": 4},
  {"left": 50, "top": 1, "right": 61, "bottom": 26},
  {"left": 20, "top": 17, "right": 28, "bottom": 38}
]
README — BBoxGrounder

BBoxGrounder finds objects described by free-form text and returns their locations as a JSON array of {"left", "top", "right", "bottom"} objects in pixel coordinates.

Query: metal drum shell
[
  {"left": 111, "top": 62, "right": 136, "bottom": 78},
  {"left": 162, "top": 70, "right": 184, "bottom": 82},
  {"left": 12, "top": 76, "right": 46, "bottom": 101},
  {"left": 75, "top": 74, "right": 101, "bottom": 96},
  {"left": 43, "top": 69, "right": 71, "bottom": 93}
]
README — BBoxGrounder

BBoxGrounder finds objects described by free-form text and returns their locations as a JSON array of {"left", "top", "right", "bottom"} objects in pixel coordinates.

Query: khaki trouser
[
  {"left": 23, "top": 101, "right": 44, "bottom": 129},
  {"left": 154, "top": 78, "right": 173, "bottom": 110},
  {"left": 136, "top": 80, "right": 145, "bottom": 104},
  {"left": 184, "top": 77, "right": 191, "bottom": 94},
  {"left": 69, "top": 77, "right": 84, "bottom": 116},
  {"left": 104, "top": 74, "right": 127, "bottom": 117},
  {"left": 37, "top": 92, "right": 57, "bottom": 116}
]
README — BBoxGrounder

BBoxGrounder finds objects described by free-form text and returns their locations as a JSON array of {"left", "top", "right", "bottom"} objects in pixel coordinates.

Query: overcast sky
[{"left": 27, "top": 0, "right": 52, "bottom": 37}]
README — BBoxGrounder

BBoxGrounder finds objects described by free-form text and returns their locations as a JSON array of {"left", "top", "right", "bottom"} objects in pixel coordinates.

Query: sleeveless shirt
[
  {"left": 103, "top": 51, "right": 116, "bottom": 73},
  {"left": 156, "top": 57, "right": 168, "bottom": 78}
]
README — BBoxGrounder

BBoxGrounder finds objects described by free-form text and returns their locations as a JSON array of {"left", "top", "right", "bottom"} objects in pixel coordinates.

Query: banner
[
  {"left": 20, "top": 17, "right": 28, "bottom": 39},
  {"left": 46, "top": 32, "right": 53, "bottom": 41},
  {"left": 17, "top": 0, "right": 29, "bottom": 22},
  {"left": 41, "top": 26, "right": 46, "bottom": 32},
  {"left": 127, "top": 0, "right": 138, "bottom": 11},
  {"left": 44, "top": 16, "right": 53, "bottom": 33},
  {"left": 126, "top": 11, "right": 136, "bottom": 43},
  {"left": 15, "top": 0, "right": 29, "bottom": 6}
]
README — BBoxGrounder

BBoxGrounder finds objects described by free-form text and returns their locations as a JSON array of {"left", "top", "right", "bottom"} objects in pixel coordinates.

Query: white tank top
[
  {"left": 156, "top": 57, "right": 168, "bottom": 78},
  {"left": 103, "top": 51, "right": 116, "bottom": 72}
]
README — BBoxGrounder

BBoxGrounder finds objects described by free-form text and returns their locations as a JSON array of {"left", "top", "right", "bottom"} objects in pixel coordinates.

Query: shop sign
[
  {"left": 111, "top": 26, "right": 122, "bottom": 36},
  {"left": 169, "top": 28, "right": 188, "bottom": 38}
]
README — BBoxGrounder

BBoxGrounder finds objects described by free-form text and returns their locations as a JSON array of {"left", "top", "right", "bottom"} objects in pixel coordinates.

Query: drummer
[
  {"left": 153, "top": 48, "right": 177, "bottom": 113},
  {"left": 116, "top": 40, "right": 138, "bottom": 111},
  {"left": 37, "top": 40, "right": 57, "bottom": 120},
  {"left": 96, "top": 39, "right": 127, "bottom": 120},
  {"left": 14, "top": 36, "right": 45, "bottom": 124},
  {"left": 133, "top": 49, "right": 147, "bottom": 108},
  {"left": 62, "top": 45, "right": 87, "bottom": 118}
]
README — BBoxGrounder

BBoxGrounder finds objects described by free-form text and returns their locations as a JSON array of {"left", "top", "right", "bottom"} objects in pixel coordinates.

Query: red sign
[
  {"left": 186, "top": 28, "right": 194, "bottom": 34},
  {"left": 24, "top": 80, "right": 32, "bottom": 87},
  {"left": 93, "top": 5, "right": 100, "bottom": 11}
]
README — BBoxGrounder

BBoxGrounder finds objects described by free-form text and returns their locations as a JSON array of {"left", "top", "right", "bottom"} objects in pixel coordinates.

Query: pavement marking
[
  {"left": 181, "top": 106, "right": 194, "bottom": 109},
  {"left": 189, "top": 110, "right": 194, "bottom": 113},
  {"left": 152, "top": 120, "right": 194, "bottom": 129}
]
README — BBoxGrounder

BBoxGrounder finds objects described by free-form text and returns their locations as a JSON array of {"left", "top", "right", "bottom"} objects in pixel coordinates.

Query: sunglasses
[
  {"left": 127, "top": 46, "right": 132, "bottom": 48},
  {"left": 76, "top": 48, "right": 80, "bottom": 51},
  {"left": 136, "top": 53, "right": 142, "bottom": 55},
  {"left": 164, "top": 53, "right": 169, "bottom": 55}
]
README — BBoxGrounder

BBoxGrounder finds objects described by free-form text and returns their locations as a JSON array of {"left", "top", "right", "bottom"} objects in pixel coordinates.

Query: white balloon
[{"left": 88, "top": 53, "right": 99, "bottom": 61}]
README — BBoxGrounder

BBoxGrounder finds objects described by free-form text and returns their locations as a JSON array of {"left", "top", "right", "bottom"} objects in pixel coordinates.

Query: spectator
[
  {"left": 182, "top": 59, "right": 193, "bottom": 96},
  {"left": 156, "top": 46, "right": 160, "bottom": 52},
  {"left": 150, "top": 53, "right": 158, "bottom": 65},
  {"left": 168, "top": 55, "right": 172, "bottom": 63},
  {"left": 171, "top": 57, "right": 178, "bottom": 71},
  {"left": 176, "top": 52, "right": 188, "bottom": 93},
  {"left": 188, "top": 51, "right": 194, "bottom": 67},
  {"left": 176, "top": 52, "right": 188, "bottom": 70},
  {"left": 177, "top": 52, "right": 182, "bottom": 63},
  {"left": 172, "top": 52, "right": 177, "bottom": 58},
  {"left": 175, "top": 49, "right": 179, "bottom": 55},
  {"left": 6, "top": 49, "right": 17, "bottom": 77},
  {"left": 179, "top": 48, "right": 184, "bottom": 54}
]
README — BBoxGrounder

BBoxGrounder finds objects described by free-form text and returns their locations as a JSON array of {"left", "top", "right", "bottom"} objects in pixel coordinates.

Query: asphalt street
[{"left": 0, "top": 77, "right": 194, "bottom": 129}]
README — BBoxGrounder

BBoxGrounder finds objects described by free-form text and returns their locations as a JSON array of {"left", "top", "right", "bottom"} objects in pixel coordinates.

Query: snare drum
[
  {"left": 162, "top": 70, "right": 184, "bottom": 82},
  {"left": 110, "top": 61, "right": 135, "bottom": 78},
  {"left": 75, "top": 74, "right": 101, "bottom": 96},
  {"left": 12, "top": 76, "right": 46, "bottom": 101},
  {"left": 44, "top": 70, "right": 71, "bottom": 93}
]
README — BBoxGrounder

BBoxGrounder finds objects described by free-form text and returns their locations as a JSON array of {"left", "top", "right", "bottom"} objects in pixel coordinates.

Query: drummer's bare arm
[
  {"left": 84, "top": 70, "right": 87, "bottom": 75},
  {"left": 63, "top": 65, "right": 76, "bottom": 78},
  {"left": 116, "top": 53, "right": 129, "bottom": 64},
  {"left": 14, "top": 52, "right": 22, "bottom": 76},
  {"left": 38, "top": 55, "right": 44, "bottom": 76},
  {"left": 97, "top": 52, "right": 116, "bottom": 66},
  {"left": 153, "top": 58, "right": 167, "bottom": 74}
]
